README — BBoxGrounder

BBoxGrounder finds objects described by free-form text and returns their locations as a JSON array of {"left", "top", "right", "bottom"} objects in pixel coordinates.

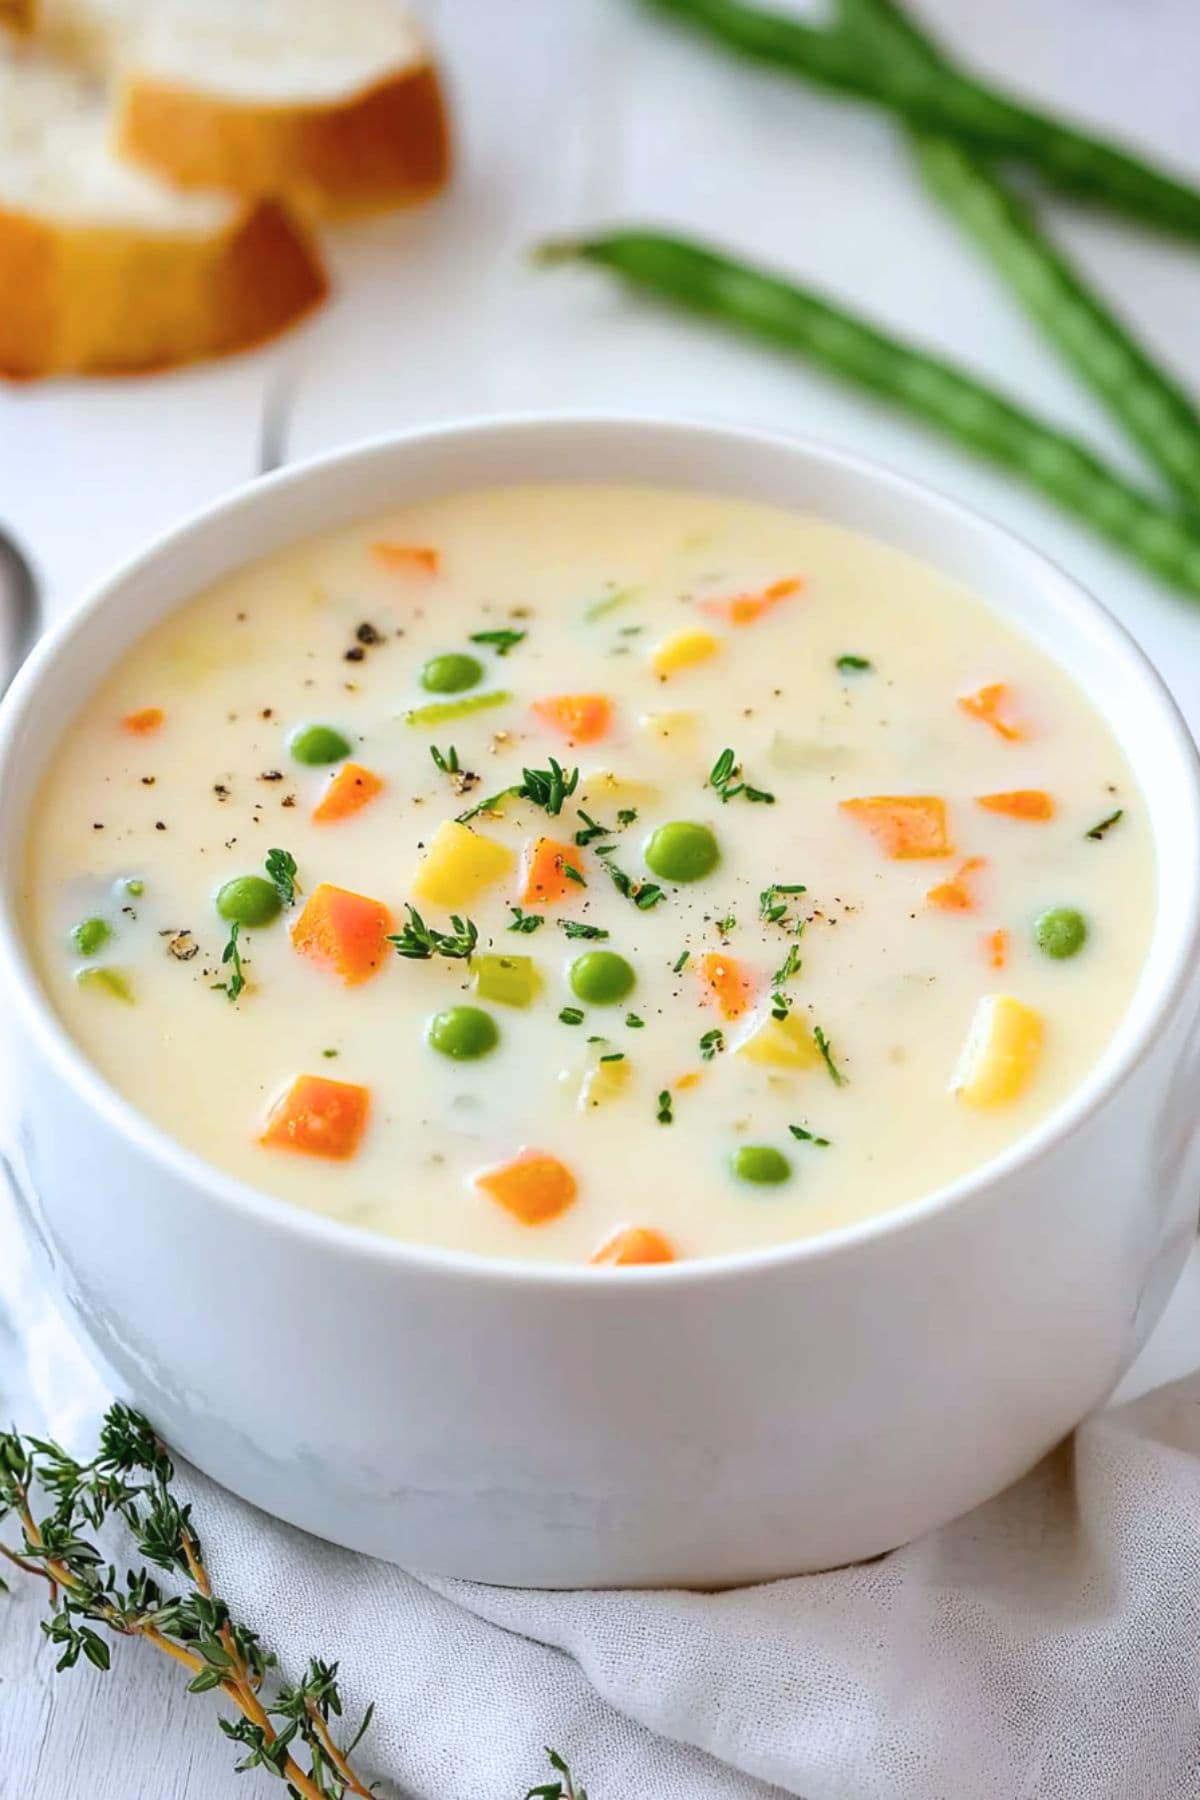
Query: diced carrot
[
  {"left": 372, "top": 541, "right": 438, "bottom": 574},
  {"left": 697, "top": 951, "right": 756, "bottom": 1020},
  {"left": 591, "top": 1226, "right": 676, "bottom": 1266},
  {"left": 260, "top": 1074, "right": 370, "bottom": 1160},
  {"left": 312, "top": 762, "right": 384, "bottom": 825},
  {"left": 840, "top": 795, "right": 952, "bottom": 859},
  {"left": 520, "top": 836, "right": 585, "bottom": 906},
  {"left": 958, "top": 683, "right": 1026, "bottom": 741},
  {"left": 986, "top": 928, "right": 1009, "bottom": 970},
  {"left": 927, "top": 857, "right": 986, "bottom": 911},
  {"left": 123, "top": 707, "right": 163, "bottom": 734},
  {"left": 291, "top": 882, "right": 392, "bottom": 985},
  {"left": 532, "top": 694, "right": 613, "bottom": 744},
  {"left": 976, "top": 789, "right": 1055, "bottom": 821},
  {"left": 476, "top": 1149, "right": 578, "bottom": 1225},
  {"left": 702, "top": 575, "right": 802, "bottom": 626}
]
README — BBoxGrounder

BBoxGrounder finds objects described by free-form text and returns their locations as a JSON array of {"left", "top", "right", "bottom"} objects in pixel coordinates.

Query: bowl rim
[{"left": 2, "top": 409, "right": 1198, "bottom": 1288}]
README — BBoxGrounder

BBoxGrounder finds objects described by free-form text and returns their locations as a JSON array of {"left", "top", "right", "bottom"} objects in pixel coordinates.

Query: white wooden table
[{"left": 2, "top": 1, "right": 1199, "bottom": 1792}]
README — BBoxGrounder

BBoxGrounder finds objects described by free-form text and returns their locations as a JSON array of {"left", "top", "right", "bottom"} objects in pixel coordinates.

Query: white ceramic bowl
[{"left": 3, "top": 416, "right": 1199, "bottom": 1588}]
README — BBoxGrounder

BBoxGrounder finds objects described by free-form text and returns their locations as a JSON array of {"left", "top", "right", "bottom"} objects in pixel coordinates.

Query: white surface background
[{"left": 2, "top": 0, "right": 1199, "bottom": 1793}]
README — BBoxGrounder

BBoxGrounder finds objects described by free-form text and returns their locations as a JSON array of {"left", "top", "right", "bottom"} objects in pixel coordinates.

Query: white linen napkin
[{"left": 5, "top": 1176, "right": 1200, "bottom": 1800}]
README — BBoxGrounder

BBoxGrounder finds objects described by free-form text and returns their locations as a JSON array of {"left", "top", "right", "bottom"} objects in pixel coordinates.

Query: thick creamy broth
[{"left": 25, "top": 485, "right": 1154, "bottom": 1264}]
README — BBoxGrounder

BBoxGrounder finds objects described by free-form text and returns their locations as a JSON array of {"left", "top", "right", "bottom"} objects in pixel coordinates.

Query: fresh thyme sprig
[
  {"left": 212, "top": 921, "right": 246, "bottom": 1003},
  {"left": 699, "top": 1028, "right": 725, "bottom": 1060},
  {"left": 814, "top": 1025, "right": 847, "bottom": 1085},
  {"left": 594, "top": 843, "right": 665, "bottom": 910},
  {"left": 527, "top": 1748, "right": 589, "bottom": 1800},
  {"left": 509, "top": 906, "right": 545, "bottom": 933},
  {"left": 560, "top": 920, "right": 609, "bottom": 940},
  {"left": 759, "top": 882, "right": 807, "bottom": 929},
  {"left": 771, "top": 943, "right": 802, "bottom": 987},
  {"left": 518, "top": 759, "right": 580, "bottom": 816},
  {"left": 388, "top": 904, "right": 478, "bottom": 961},
  {"left": 709, "top": 747, "right": 775, "bottom": 805},
  {"left": 265, "top": 847, "right": 299, "bottom": 909},
  {"left": 573, "top": 810, "right": 612, "bottom": 847},
  {"left": 469, "top": 628, "right": 526, "bottom": 656},
  {"left": 1085, "top": 807, "right": 1124, "bottom": 840},
  {"left": 0, "top": 1404, "right": 378, "bottom": 1800}
]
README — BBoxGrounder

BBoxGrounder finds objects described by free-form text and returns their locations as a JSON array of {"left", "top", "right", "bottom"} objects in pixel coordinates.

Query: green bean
[
  {"left": 838, "top": 0, "right": 1200, "bottom": 513},
  {"left": 641, "top": 0, "right": 1200, "bottom": 244},
  {"left": 537, "top": 230, "right": 1200, "bottom": 597}
]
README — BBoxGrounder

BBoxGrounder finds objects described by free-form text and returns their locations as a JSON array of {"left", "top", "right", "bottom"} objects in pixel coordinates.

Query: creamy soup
[{"left": 24, "top": 485, "right": 1154, "bottom": 1264}]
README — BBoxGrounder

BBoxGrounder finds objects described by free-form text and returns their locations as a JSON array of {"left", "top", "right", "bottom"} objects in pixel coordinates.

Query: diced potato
[
  {"left": 651, "top": 628, "right": 719, "bottom": 678},
  {"left": 411, "top": 819, "right": 515, "bottom": 908},
  {"left": 471, "top": 953, "right": 539, "bottom": 1008},
  {"left": 578, "top": 770, "right": 662, "bottom": 808},
  {"left": 579, "top": 1055, "right": 632, "bottom": 1110},
  {"left": 768, "top": 731, "right": 853, "bottom": 773},
  {"left": 640, "top": 709, "right": 697, "bottom": 748},
  {"left": 950, "top": 995, "right": 1044, "bottom": 1107},
  {"left": 737, "top": 1012, "right": 822, "bottom": 1070}
]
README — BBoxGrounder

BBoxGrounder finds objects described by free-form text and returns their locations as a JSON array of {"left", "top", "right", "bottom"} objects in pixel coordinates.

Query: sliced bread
[
  {"left": 30, "top": 0, "right": 450, "bottom": 215},
  {"left": 0, "top": 40, "right": 327, "bottom": 377}
]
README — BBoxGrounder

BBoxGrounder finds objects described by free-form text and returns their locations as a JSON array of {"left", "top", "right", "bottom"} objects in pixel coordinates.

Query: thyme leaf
[{"left": 388, "top": 905, "right": 478, "bottom": 961}]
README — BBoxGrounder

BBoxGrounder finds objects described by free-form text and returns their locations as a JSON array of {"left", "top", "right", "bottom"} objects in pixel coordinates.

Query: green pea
[
  {"left": 1035, "top": 906, "right": 1088, "bottom": 959},
  {"left": 71, "top": 917, "right": 111, "bottom": 957},
  {"left": 428, "top": 1005, "right": 499, "bottom": 1061},
  {"left": 420, "top": 653, "right": 484, "bottom": 695},
  {"left": 289, "top": 723, "right": 352, "bottom": 765},
  {"left": 644, "top": 820, "right": 720, "bottom": 883},
  {"left": 216, "top": 876, "right": 282, "bottom": 928},
  {"left": 731, "top": 1145, "right": 792, "bottom": 1186},
  {"left": 568, "top": 950, "right": 636, "bottom": 1005}
]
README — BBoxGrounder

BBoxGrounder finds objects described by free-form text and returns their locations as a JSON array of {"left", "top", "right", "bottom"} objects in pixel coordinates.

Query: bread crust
[
  {"left": 0, "top": 197, "right": 327, "bottom": 379},
  {"left": 117, "top": 60, "right": 450, "bottom": 217}
]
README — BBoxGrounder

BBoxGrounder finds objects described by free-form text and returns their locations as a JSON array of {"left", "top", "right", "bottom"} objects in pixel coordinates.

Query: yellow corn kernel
[
  {"left": 411, "top": 819, "right": 515, "bottom": 908},
  {"left": 579, "top": 770, "right": 662, "bottom": 808},
  {"left": 651, "top": 628, "right": 720, "bottom": 678},
  {"left": 950, "top": 994, "right": 1044, "bottom": 1107},
  {"left": 579, "top": 1055, "right": 632, "bottom": 1110},
  {"left": 737, "top": 1012, "right": 822, "bottom": 1070},
  {"left": 640, "top": 709, "right": 697, "bottom": 748}
]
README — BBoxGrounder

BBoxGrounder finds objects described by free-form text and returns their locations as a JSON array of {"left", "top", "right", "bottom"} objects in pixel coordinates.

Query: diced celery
[
  {"left": 404, "top": 690, "right": 512, "bottom": 726},
  {"left": 76, "top": 966, "right": 134, "bottom": 1003},
  {"left": 471, "top": 953, "right": 540, "bottom": 1009}
]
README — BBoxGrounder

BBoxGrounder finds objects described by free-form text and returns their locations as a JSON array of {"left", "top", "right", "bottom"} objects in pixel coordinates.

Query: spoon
[{"left": 0, "top": 525, "right": 40, "bottom": 696}]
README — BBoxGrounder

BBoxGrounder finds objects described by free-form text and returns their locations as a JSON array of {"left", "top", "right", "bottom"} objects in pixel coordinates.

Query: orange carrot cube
[
  {"left": 260, "top": 1074, "right": 370, "bottom": 1160},
  {"left": 372, "top": 542, "right": 439, "bottom": 574},
  {"left": 697, "top": 951, "right": 756, "bottom": 1020},
  {"left": 986, "top": 928, "right": 1009, "bottom": 970},
  {"left": 591, "top": 1226, "right": 676, "bottom": 1266},
  {"left": 475, "top": 1149, "right": 578, "bottom": 1225},
  {"left": 291, "top": 882, "right": 392, "bottom": 985},
  {"left": 123, "top": 707, "right": 164, "bottom": 734},
  {"left": 531, "top": 694, "right": 613, "bottom": 744},
  {"left": 702, "top": 576, "right": 801, "bottom": 625},
  {"left": 927, "top": 857, "right": 986, "bottom": 911},
  {"left": 840, "top": 795, "right": 952, "bottom": 859},
  {"left": 520, "top": 836, "right": 585, "bottom": 906},
  {"left": 976, "top": 789, "right": 1054, "bottom": 821},
  {"left": 958, "top": 683, "right": 1026, "bottom": 741},
  {"left": 312, "top": 762, "right": 384, "bottom": 825}
]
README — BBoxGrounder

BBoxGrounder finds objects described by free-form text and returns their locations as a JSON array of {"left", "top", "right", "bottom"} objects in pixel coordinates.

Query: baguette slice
[
  {"left": 33, "top": 0, "right": 450, "bottom": 216},
  {"left": 0, "top": 42, "right": 327, "bottom": 378}
]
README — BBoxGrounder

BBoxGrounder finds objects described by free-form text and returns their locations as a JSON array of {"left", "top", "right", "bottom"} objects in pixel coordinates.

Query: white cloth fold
[{"left": 5, "top": 1183, "right": 1200, "bottom": 1800}]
